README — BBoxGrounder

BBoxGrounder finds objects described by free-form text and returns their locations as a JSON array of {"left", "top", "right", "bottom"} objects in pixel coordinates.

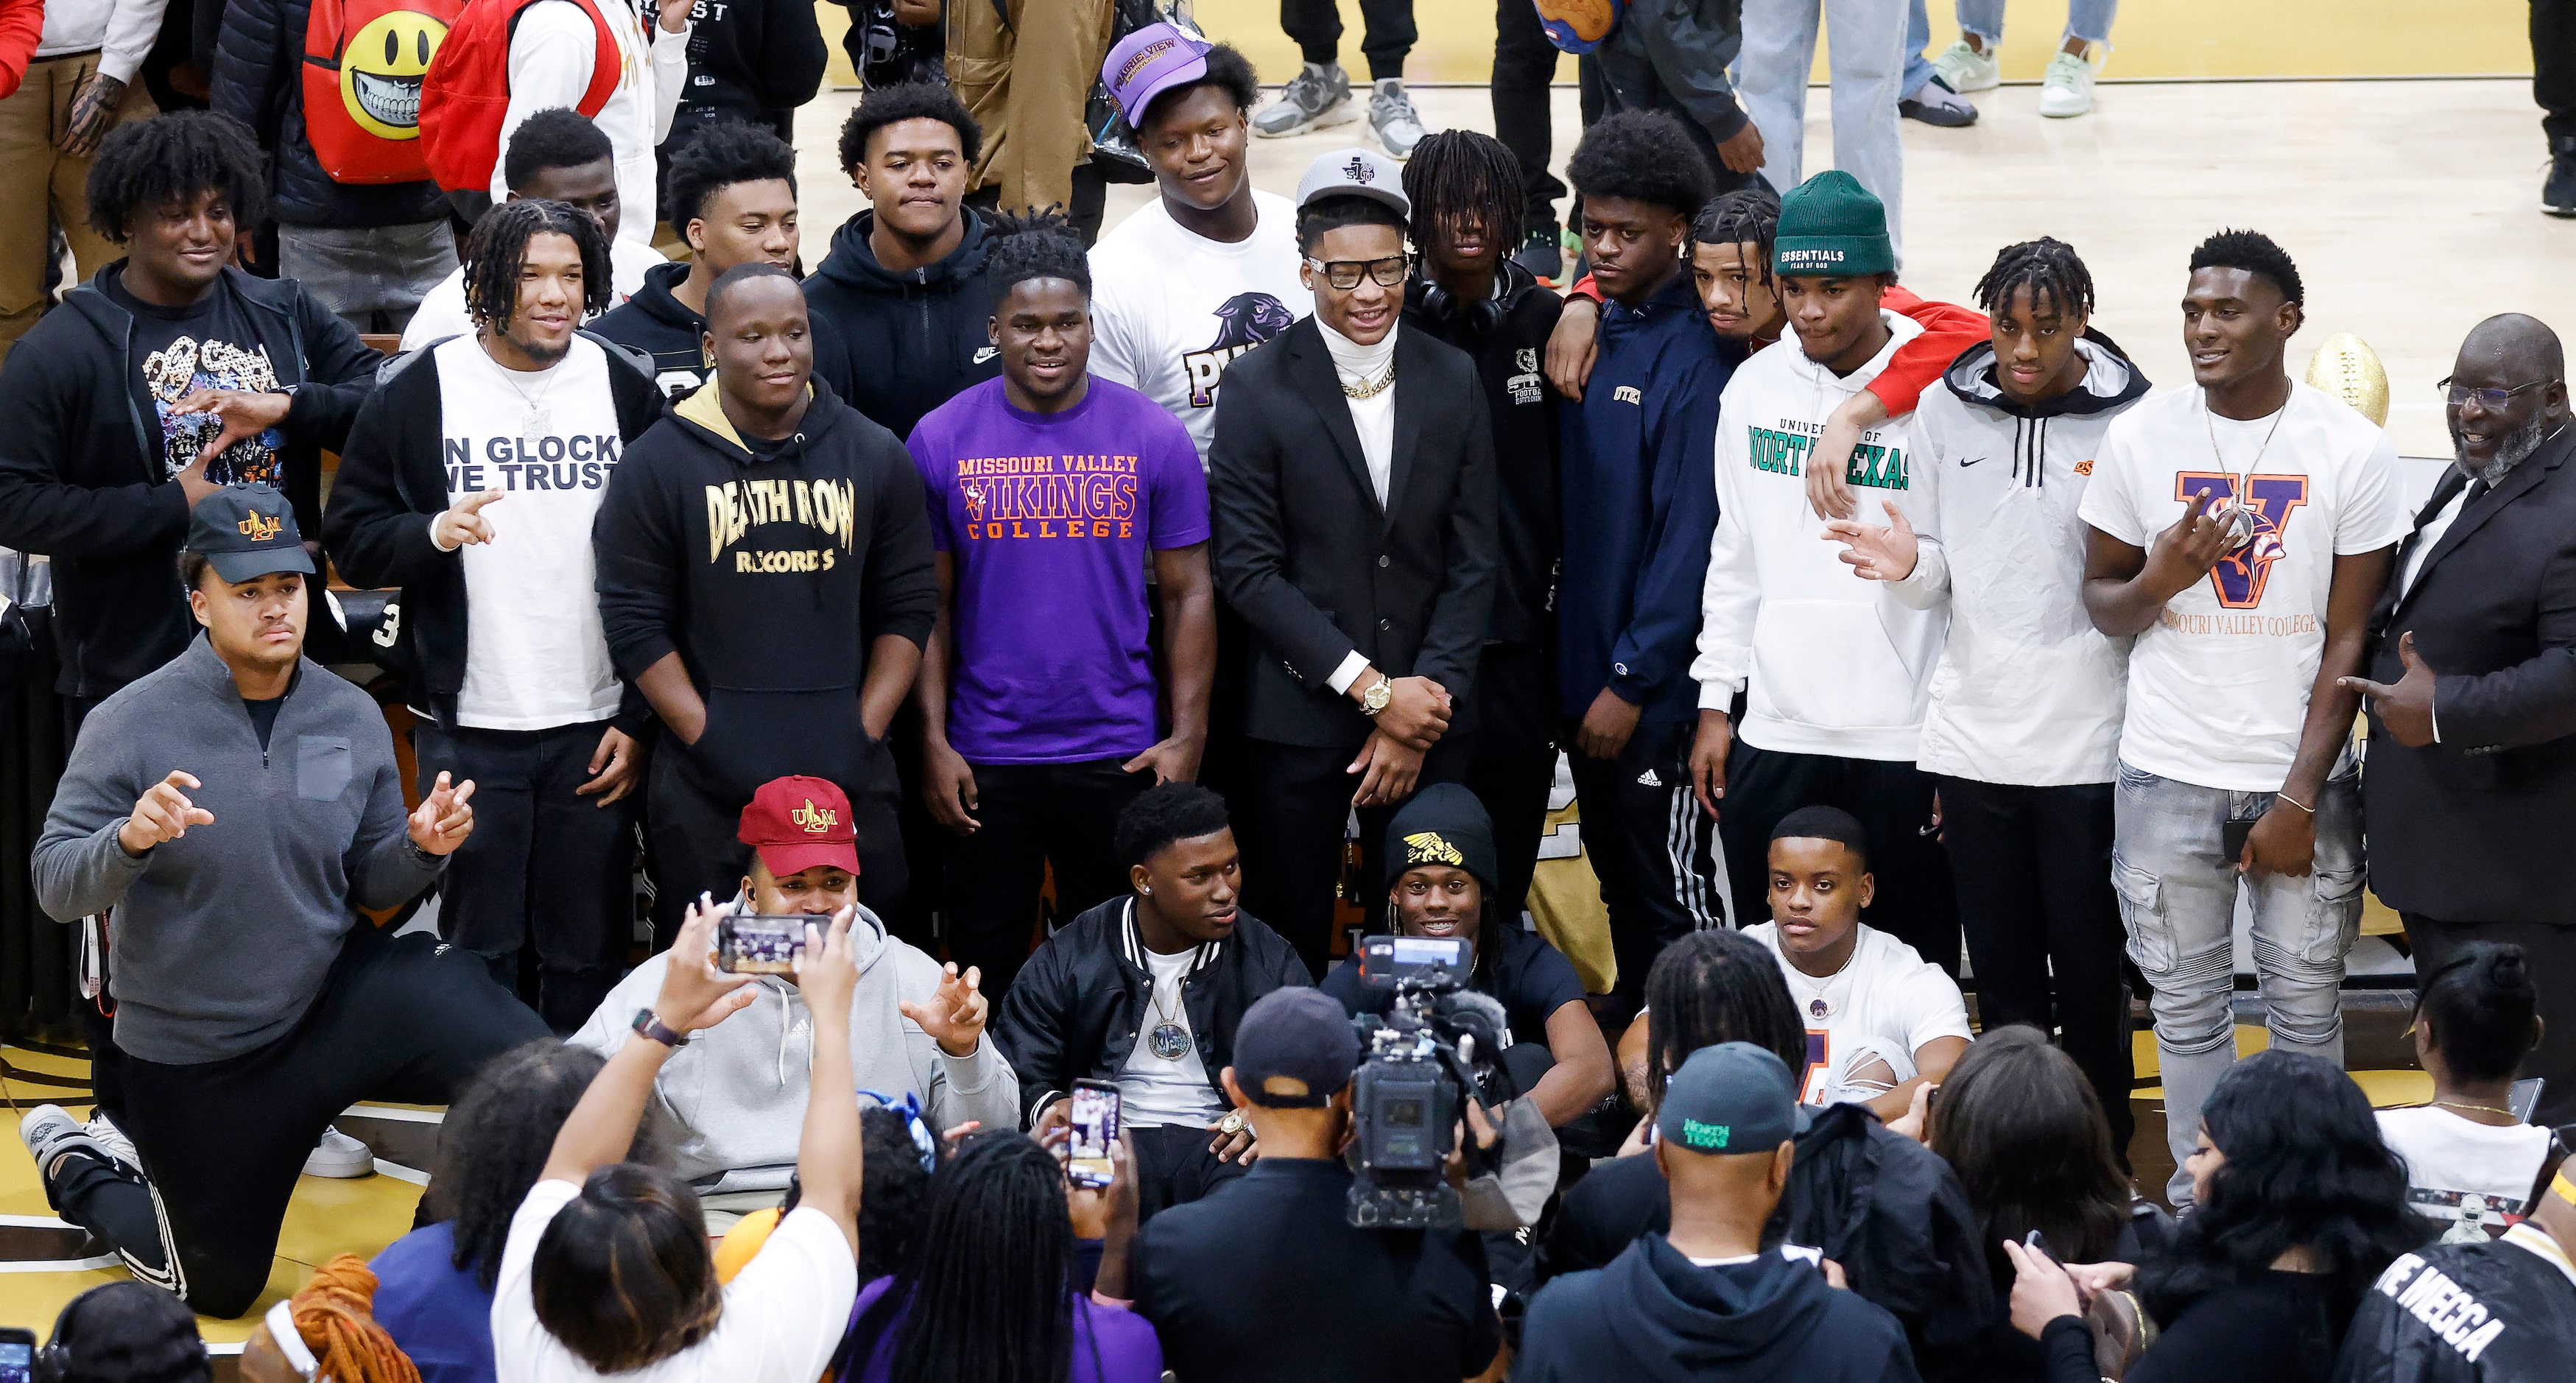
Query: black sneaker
[
  {"left": 1510, "top": 225, "right": 1562, "bottom": 283},
  {"left": 2547, "top": 136, "right": 2576, "bottom": 217},
  {"left": 1900, "top": 74, "right": 1978, "bottom": 128}
]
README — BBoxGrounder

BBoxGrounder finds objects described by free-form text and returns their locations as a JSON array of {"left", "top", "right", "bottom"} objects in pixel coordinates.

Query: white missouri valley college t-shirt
[
  {"left": 435, "top": 334, "right": 625, "bottom": 730},
  {"left": 1087, "top": 189, "right": 1306, "bottom": 465},
  {"left": 2077, "top": 382, "right": 2406, "bottom": 792}
]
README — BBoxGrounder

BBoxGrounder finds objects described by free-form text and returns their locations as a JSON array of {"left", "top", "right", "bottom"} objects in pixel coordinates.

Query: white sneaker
[
  {"left": 1253, "top": 61, "right": 1356, "bottom": 138},
  {"left": 1368, "top": 79, "right": 1429, "bottom": 160},
  {"left": 2038, "top": 49, "right": 2103, "bottom": 118},
  {"left": 18, "top": 1105, "right": 108, "bottom": 1182},
  {"left": 82, "top": 1113, "right": 140, "bottom": 1175},
  {"left": 1931, "top": 39, "right": 2000, "bottom": 94},
  {"left": 304, "top": 1125, "right": 375, "bottom": 1178}
]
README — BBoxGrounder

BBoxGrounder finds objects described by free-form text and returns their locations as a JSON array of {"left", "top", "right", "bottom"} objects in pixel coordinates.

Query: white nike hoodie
[{"left": 1692, "top": 311, "right": 1946, "bottom": 761}]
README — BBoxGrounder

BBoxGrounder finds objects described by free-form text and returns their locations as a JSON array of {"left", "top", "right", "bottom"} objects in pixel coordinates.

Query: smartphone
[
  {"left": 2022, "top": 1229, "right": 2060, "bottom": 1265},
  {"left": 0, "top": 1327, "right": 35, "bottom": 1383},
  {"left": 2222, "top": 818, "right": 2256, "bottom": 865},
  {"left": 1068, "top": 1080, "right": 1120, "bottom": 1189},
  {"left": 717, "top": 913, "right": 829, "bottom": 975}
]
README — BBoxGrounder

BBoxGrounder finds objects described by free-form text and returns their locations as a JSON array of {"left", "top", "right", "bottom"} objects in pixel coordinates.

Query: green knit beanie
[{"left": 1773, "top": 171, "right": 1894, "bottom": 278}]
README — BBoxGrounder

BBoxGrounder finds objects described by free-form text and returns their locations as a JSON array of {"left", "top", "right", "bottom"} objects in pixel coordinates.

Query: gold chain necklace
[{"left": 1342, "top": 359, "right": 1397, "bottom": 400}]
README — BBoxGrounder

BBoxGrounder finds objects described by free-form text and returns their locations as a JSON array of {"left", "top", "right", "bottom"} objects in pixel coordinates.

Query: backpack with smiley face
[{"left": 300, "top": 0, "right": 468, "bottom": 183}]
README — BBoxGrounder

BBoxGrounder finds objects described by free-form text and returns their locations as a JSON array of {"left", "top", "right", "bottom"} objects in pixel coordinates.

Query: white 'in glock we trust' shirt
[
  {"left": 2076, "top": 381, "right": 2407, "bottom": 792},
  {"left": 435, "top": 334, "right": 624, "bottom": 730}
]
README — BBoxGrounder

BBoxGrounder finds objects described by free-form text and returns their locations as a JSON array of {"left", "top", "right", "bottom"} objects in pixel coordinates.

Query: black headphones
[{"left": 1407, "top": 258, "right": 1540, "bottom": 340}]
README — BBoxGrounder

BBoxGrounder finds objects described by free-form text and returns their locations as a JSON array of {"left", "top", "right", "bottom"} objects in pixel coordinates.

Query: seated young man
[
  {"left": 1746, "top": 806, "right": 1970, "bottom": 1119},
  {"left": 569, "top": 774, "right": 1017, "bottom": 1222},
  {"left": 990, "top": 781, "right": 1309, "bottom": 1220},
  {"left": 1319, "top": 784, "right": 1613, "bottom": 1129}
]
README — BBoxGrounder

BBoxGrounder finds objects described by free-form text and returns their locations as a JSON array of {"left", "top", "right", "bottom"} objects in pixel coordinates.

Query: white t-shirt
[
  {"left": 1118, "top": 946, "right": 1223, "bottom": 1129},
  {"left": 1087, "top": 189, "right": 1306, "bottom": 466},
  {"left": 492, "top": 0, "right": 689, "bottom": 242},
  {"left": 2377, "top": 1105, "right": 2553, "bottom": 1241},
  {"left": 434, "top": 334, "right": 625, "bottom": 729},
  {"left": 493, "top": 1179, "right": 856, "bottom": 1383},
  {"left": 401, "top": 238, "right": 667, "bottom": 353},
  {"left": 2076, "top": 382, "right": 2407, "bottom": 792},
  {"left": 1745, "top": 921, "right": 1971, "bottom": 1106}
]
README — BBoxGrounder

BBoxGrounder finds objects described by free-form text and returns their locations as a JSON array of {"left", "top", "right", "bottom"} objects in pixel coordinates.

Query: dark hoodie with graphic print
[
  {"left": 591, "top": 376, "right": 935, "bottom": 800},
  {"left": 803, "top": 209, "right": 1004, "bottom": 442}
]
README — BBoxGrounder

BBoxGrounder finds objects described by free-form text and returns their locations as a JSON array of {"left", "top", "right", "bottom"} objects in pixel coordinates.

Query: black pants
[
  {"left": 1936, "top": 776, "right": 2133, "bottom": 1157},
  {"left": 1131, "top": 1122, "right": 1248, "bottom": 1222},
  {"left": 1234, "top": 735, "right": 1471, "bottom": 978},
  {"left": 646, "top": 739, "right": 907, "bottom": 937},
  {"left": 2404, "top": 913, "right": 2576, "bottom": 1127},
  {"left": 46, "top": 923, "right": 546, "bottom": 1317},
  {"left": 1466, "top": 642, "right": 1559, "bottom": 920},
  {"left": 1717, "top": 741, "right": 1960, "bottom": 975},
  {"left": 2539, "top": 0, "right": 2576, "bottom": 141},
  {"left": 1281, "top": 0, "right": 1417, "bottom": 79},
  {"left": 414, "top": 719, "right": 636, "bottom": 1033},
  {"left": 941, "top": 757, "right": 1150, "bottom": 999},
  {"left": 1492, "top": 0, "right": 1569, "bottom": 235},
  {"left": 1566, "top": 717, "right": 1724, "bottom": 1008}
]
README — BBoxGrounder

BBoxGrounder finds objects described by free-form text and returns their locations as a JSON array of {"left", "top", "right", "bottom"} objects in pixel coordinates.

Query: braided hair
[
  {"left": 1641, "top": 929, "right": 1807, "bottom": 1113},
  {"left": 1974, "top": 236, "right": 2094, "bottom": 320},
  {"left": 282, "top": 1256, "right": 422, "bottom": 1383},
  {"left": 1690, "top": 185, "right": 1784, "bottom": 284},
  {"left": 1402, "top": 129, "right": 1523, "bottom": 252},
  {"left": 462, "top": 199, "right": 613, "bottom": 334},
  {"left": 985, "top": 210, "right": 1091, "bottom": 299}
]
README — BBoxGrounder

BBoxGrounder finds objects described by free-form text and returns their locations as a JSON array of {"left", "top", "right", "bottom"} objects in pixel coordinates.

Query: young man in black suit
[
  {"left": 2343, "top": 312, "right": 2576, "bottom": 1124},
  {"left": 1208, "top": 148, "right": 1499, "bottom": 978}
]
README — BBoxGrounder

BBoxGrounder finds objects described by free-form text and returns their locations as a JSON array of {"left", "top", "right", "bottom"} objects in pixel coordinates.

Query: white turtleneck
[{"left": 1317, "top": 317, "right": 1399, "bottom": 697}]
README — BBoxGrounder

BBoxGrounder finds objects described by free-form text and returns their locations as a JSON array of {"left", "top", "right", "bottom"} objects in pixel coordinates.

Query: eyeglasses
[
  {"left": 2436, "top": 376, "right": 2554, "bottom": 409},
  {"left": 1305, "top": 254, "right": 1412, "bottom": 290}
]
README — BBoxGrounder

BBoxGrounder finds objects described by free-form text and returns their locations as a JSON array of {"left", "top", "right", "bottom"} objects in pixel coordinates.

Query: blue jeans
[
  {"left": 1904, "top": 0, "right": 1933, "bottom": 97},
  {"left": 2111, "top": 756, "right": 2363, "bottom": 1206},
  {"left": 1739, "top": 0, "right": 1907, "bottom": 258},
  {"left": 1953, "top": 0, "right": 2121, "bottom": 45}
]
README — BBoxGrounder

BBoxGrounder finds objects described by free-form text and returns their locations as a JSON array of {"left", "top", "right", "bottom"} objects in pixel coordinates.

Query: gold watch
[{"left": 1360, "top": 675, "right": 1393, "bottom": 717}]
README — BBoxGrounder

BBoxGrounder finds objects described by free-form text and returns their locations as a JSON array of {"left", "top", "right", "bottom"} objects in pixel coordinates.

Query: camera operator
[{"left": 1118, "top": 987, "right": 1504, "bottom": 1383}]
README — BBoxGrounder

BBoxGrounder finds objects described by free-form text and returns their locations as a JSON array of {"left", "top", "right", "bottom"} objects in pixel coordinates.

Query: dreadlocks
[
  {"left": 1974, "top": 236, "right": 2095, "bottom": 320},
  {"left": 1641, "top": 929, "right": 1807, "bottom": 1113},
  {"left": 1402, "top": 130, "right": 1523, "bottom": 250},
  {"left": 985, "top": 209, "right": 1091, "bottom": 298},
  {"left": 462, "top": 199, "right": 613, "bottom": 334},
  {"left": 1690, "top": 186, "right": 1783, "bottom": 284}
]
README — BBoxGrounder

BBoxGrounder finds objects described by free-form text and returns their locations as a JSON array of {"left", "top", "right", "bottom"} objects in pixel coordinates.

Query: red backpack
[
  {"left": 300, "top": 0, "right": 468, "bottom": 183},
  {"left": 416, "top": 0, "right": 621, "bottom": 194}
]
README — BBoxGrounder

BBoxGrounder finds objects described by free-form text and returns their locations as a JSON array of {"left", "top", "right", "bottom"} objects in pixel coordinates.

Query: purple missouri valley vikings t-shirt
[{"left": 907, "top": 376, "right": 1210, "bottom": 764}]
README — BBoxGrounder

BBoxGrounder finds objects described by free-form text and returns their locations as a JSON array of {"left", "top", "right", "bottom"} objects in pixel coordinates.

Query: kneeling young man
[{"left": 1748, "top": 806, "right": 1969, "bottom": 1119}]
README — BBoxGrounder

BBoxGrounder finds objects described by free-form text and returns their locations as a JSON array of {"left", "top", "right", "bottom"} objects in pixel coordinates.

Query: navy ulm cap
[{"left": 187, "top": 482, "right": 314, "bottom": 585}]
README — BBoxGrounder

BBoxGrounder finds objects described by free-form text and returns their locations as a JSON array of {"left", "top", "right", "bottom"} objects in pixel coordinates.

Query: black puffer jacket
[
  {"left": 803, "top": 209, "right": 1004, "bottom": 440},
  {"left": 677, "top": 0, "right": 826, "bottom": 129},
  {"left": 210, "top": 0, "right": 450, "bottom": 228}
]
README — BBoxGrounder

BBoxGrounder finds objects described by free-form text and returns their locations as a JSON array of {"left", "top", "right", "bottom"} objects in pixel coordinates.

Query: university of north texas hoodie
[
  {"left": 1692, "top": 311, "right": 1946, "bottom": 761},
  {"left": 803, "top": 210, "right": 1004, "bottom": 442},
  {"left": 591, "top": 378, "right": 936, "bottom": 800},
  {"left": 1517, "top": 1236, "right": 1920, "bottom": 1383}
]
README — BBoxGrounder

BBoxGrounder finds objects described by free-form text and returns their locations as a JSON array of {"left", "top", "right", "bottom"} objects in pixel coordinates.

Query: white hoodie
[
  {"left": 491, "top": 0, "right": 689, "bottom": 244},
  {"left": 1693, "top": 311, "right": 1946, "bottom": 761},
  {"left": 39, "top": 0, "right": 166, "bottom": 82},
  {"left": 571, "top": 902, "right": 1020, "bottom": 1191}
]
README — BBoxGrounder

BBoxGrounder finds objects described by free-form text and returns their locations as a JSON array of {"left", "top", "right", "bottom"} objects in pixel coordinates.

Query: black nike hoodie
[
  {"left": 1518, "top": 1235, "right": 1920, "bottom": 1383},
  {"left": 803, "top": 209, "right": 1003, "bottom": 441},
  {"left": 591, "top": 260, "right": 865, "bottom": 404},
  {"left": 591, "top": 376, "right": 936, "bottom": 800}
]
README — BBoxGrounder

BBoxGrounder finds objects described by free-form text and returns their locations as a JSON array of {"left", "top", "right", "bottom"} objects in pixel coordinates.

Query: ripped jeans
[{"left": 2111, "top": 755, "right": 2363, "bottom": 1206}]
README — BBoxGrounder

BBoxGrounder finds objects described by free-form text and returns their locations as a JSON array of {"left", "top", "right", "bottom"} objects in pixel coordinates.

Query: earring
[{"left": 1141, "top": 887, "right": 1152, "bottom": 895}]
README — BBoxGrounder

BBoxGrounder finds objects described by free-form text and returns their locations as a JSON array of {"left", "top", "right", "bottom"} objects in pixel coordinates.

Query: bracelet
[{"left": 2274, "top": 791, "right": 2315, "bottom": 814}]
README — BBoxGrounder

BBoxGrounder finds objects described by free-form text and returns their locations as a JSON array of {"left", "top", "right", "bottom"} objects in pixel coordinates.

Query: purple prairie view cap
[{"left": 1102, "top": 21, "right": 1213, "bottom": 127}]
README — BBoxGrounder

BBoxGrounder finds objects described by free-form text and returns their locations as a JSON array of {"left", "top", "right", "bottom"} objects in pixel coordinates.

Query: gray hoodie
[{"left": 570, "top": 902, "right": 1021, "bottom": 1190}]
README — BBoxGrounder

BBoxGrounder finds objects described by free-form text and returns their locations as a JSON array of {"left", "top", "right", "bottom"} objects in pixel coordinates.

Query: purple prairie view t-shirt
[{"left": 907, "top": 376, "right": 1210, "bottom": 764}]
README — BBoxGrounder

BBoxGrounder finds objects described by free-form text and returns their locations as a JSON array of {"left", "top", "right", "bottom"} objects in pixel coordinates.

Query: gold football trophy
[{"left": 2304, "top": 332, "right": 2390, "bottom": 428}]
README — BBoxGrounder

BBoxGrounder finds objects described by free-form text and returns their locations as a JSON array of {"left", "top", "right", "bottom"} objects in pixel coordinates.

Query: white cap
[{"left": 1295, "top": 148, "right": 1409, "bottom": 217}]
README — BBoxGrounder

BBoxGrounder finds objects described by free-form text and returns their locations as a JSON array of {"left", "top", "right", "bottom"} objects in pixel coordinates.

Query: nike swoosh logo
[
  {"left": 972, "top": 346, "right": 999, "bottom": 364},
  {"left": 1958, "top": 456, "right": 1986, "bottom": 467}
]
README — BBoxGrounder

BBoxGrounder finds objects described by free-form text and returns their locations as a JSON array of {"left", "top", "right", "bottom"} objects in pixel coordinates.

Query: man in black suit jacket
[
  {"left": 1208, "top": 149, "right": 1499, "bottom": 976},
  {"left": 2343, "top": 313, "right": 2576, "bottom": 1122}
]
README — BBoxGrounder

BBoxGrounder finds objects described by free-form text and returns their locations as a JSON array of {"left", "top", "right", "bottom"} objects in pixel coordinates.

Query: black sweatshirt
[
  {"left": 672, "top": 0, "right": 826, "bottom": 132},
  {"left": 591, "top": 376, "right": 935, "bottom": 800},
  {"left": 802, "top": 210, "right": 1003, "bottom": 441},
  {"left": 591, "top": 260, "right": 864, "bottom": 404}
]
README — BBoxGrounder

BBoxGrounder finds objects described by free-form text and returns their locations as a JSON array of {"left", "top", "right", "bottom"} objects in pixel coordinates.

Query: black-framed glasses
[
  {"left": 2437, "top": 376, "right": 2554, "bottom": 409},
  {"left": 1305, "top": 254, "right": 1412, "bottom": 290}
]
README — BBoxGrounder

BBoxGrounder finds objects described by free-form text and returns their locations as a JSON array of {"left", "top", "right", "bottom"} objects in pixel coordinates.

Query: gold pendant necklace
[{"left": 1342, "top": 359, "right": 1397, "bottom": 400}]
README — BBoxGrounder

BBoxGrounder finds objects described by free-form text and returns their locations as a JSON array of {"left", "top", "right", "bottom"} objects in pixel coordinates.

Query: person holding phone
[{"left": 569, "top": 774, "right": 1017, "bottom": 1228}]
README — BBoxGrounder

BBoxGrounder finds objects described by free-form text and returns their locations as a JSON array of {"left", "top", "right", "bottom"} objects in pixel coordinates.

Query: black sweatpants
[
  {"left": 1281, "top": 0, "right": 1417, "bottom": 79},
  {"left": 48, "top": 923, "right": 546, "bottom": 1317},
  {"left": 1935, "top": 775, "right": 2133, "bottom": 1157},
  {"left": 2538, "top": 0, "right": 2576, "bottom": 141},
  {"left": 1466, "top": 641, "right": 1559, "bottom": 920},
  {"left": 1234, "top": 735, "right": 1471, "bottom": 978},
  {"left": 1492, "top": 0, "right": 1569, "bottom": 236},
  {"left": 1131, "top": 1122, "right": 1250, "bottom": 1222},
  {"left": 1717, "top": 741, "right": 1960, "bottom": 975},
  {"left": 645, "top": 739, "right": 907, "bottom": 938},
  {"left": 940, "top": 756, "right": 1151, "bottom": 999},
  {"left": 1566, "top": 717, "right": 1724, "bottom": 1008},
  {"left": 414, "top": 719, "right": 636, "bottom": 1033},
  {"left": 2404, "top": 913, "right": 2576, "bottom": 1127}
]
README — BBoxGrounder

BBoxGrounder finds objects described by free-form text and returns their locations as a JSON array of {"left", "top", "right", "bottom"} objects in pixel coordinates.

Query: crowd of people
[{"left": 0, "top": 1, "right": 2572, "bottom": 1380}]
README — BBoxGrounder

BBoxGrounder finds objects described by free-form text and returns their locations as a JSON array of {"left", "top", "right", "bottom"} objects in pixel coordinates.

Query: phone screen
[
  {"left": 0, "top": 1338, "right": 33, "bottom": 1383},
  {"left": 1068, "top": 1084, "right": 1119, "bottom": 1189}
]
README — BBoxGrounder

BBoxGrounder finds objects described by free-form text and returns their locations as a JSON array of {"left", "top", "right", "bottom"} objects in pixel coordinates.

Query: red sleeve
[
  {"left": 1567, "top": 272, "right": 1602, "bottom": 304},
  {"left": 0, "top": 0, "right": 41, "bottom": 101},
  {"left": 1868, "top": 284, "right": 1991, "bottom": 417}
]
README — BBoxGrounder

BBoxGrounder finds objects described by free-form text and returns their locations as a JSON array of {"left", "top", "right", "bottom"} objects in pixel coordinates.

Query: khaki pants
[
  {"left": 947, "top": 0, "right": 1112, "bottom": 215},
  {"left": 0, "top": 53, "right": 155, "bottom": 359}
]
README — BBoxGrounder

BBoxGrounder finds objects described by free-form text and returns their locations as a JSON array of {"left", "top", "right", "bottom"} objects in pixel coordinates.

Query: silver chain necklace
[{"left": 2201, "top": 389, "right": 2290, "bottom": 549}]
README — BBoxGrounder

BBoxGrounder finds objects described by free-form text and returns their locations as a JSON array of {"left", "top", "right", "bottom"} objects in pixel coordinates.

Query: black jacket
[
  {"left": 1208, "top": 318, "right": 1499, "bottom": 749},
  {"left": 673, "top": 0, "right": 825, "bottom": 136},
  {"left": 989, "top": 894, "right": 1312, "bottom": 1128},
  {"left": 1538, "top": 1103, "right": 1994, "bottom": 1383},
  {"left": 320, "top": 331, "right": 666, "bottom": 731},
  {"left": 803, "top": 210, "right": 1003, "bottom": 441},
  {"left": 2332, "top": 1228, "right": 2576, "bottom": 1383},
  {"left": 208, "top": 0, "right": 450, "bottom": 228},
  {"left": 1402, "top": 261, "right": 1563, "bottom": 648},
  {"left": 0, "top": 264, "right": 378, "bottom": 698},
  {"left": 592, "top": 261, "right": 865, "bottom": 404},
  {"left": 1518, "top": 1235, "right": 1920, "bottom": 1383},
  {"left": 591, "top": 376, "right": 935, "bottom": 800},
  {"left": 2361, "top": 424, "right": 2576, "bottom": 926}
]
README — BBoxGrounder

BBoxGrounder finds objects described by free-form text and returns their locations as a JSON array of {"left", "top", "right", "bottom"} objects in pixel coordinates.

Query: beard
[{"left": 2452, "top": 412, "right": 2549, "bottom": 486}]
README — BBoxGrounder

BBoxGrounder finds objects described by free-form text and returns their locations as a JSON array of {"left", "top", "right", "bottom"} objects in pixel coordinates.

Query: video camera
[{"left": 1344, "top": 935, "right": 1513, "bottom": 1230}]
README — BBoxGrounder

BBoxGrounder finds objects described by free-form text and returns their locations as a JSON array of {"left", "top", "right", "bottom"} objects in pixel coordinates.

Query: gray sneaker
[
  {"left": 20, "top": 1105, "right": 109, "bottom": 1183},
  {"left": 1369, "top": 79, "right": 1429, "bottom": 159},
  {"left": 1253, "top": 62, "right": 1356, "bottom": 138}
]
